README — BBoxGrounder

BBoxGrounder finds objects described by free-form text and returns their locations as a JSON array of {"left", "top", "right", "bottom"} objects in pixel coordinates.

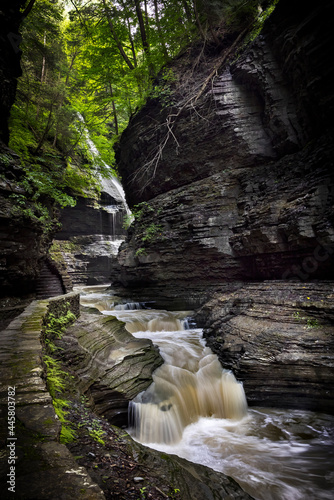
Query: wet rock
[
  {"left": 60, "top": 313, "right": 163, "bottom": 425},
  {"left": 196, "top": 281, "right": 334, "bottom": 414},
  {"left": 0, "top": 294, "right": 105, "bottom": 499},
  {"left": 111, "top": 0, "right": 334, "bottom": 309},
  {"left": 53, "top": 186, "right": 127, "bottom": 286}
]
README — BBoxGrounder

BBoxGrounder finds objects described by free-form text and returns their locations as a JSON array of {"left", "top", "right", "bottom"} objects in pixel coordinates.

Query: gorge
[{"left": 0, "top": 0, "right": 334, "bottom": 499}]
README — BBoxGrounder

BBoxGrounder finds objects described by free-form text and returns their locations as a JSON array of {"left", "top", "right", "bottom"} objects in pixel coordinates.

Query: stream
[{"left": 79, "top": 285, "right": 334, "bottom": 500}]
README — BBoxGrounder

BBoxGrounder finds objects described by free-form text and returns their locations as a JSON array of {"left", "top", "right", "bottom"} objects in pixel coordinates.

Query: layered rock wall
[
  {"left": 196, "top": 282, "right": 334, "bottom": 413},
  {"left": 111, "top": 0, "right": 334, "bottom": 309},
  {"left": 58, "top": 312, "right": 163, "bottom": 426},
  {"left": 110, "top": 0, "right": 334, "bottom": 413},
  {"left": 54, "top": 181, "right": 127, "bottom": 285}
]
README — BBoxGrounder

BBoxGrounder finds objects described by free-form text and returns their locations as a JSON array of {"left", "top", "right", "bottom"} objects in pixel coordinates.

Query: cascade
[
  {"left": 54, "top": 115, "right": 129, "bottom": 285},
  {"left": 128, "top": 330, "right": 248, "bottom": 444},
  {"left": 76, "top": 113, "right": 130, "bottom": 214},
  {"left": 79, "top": 286, "right": 334, "bottom": 500}
]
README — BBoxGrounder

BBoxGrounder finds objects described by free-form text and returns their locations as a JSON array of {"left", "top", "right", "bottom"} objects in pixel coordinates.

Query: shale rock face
[
  {"left": 196, "top": 281, "right": 334, "bottom": 413},
  {"left": 59, "top": 313, "right": 163, "bottom": 425},
  {"left": 112, "top": 0, "right": 334, "bottom": 309},
  {"left": 54, "top": 182, "right": 127, "bottom": 285},
  {"left": 111, "top": 0, "right": 334, "bottom": 413},
  {"left": 0, "top": 150, "right": 55, "bottom": 302}
]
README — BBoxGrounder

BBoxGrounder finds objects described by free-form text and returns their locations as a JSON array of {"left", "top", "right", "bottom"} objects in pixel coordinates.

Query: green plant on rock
[
  {"left": 0, "top": 153, "right": 12, "bottom": 167},
  {"left": 306, "top": 318, "right": 319, "bottom": 329},
  {"left": 76, "top": 398, "right": 106, "bottom": 445},
  {"left": 169, "top": 487, "right": 181, "bottom": 499},
  {"left": 292, "top": 311, "right": 319, "bottom": 329},
  {"left": 43, "top": 355, "right": 76, "bottom": 443},
  {"left": 88, "top": 428, "right": 106, "bottom": 446},
  {"left": 150, "top": 68, "right": 177, "bottom": 107},
  {"left": 141, "top": 222, "right": 163, "bottom": 243},
  {"left": 135, "top": 247, "right": 147, "bottom": 257},
  {"left": 124, "top": 201, "right": 164, "bottom": 254},
  {"left": 9, "top": 193, "right": 60, "bottom": 236},
  {"left": 42, "top": 304, "right": 78, "bottom": 443},
  {"left": 139, "top": 486, "right": 147, "bottom": 500},
  {"left": 44, "top": 309, "right": 76, "bottom": 340}
]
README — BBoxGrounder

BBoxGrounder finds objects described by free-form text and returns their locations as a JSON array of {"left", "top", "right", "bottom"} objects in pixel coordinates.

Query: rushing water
[{"left": 78, "top": 286, "right": 334, "bottom": 500}]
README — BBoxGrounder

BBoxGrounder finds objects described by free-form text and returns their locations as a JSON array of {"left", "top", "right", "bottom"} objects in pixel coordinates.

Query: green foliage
[
  {"left": 141, "top": 222, "right": 163, "bottom": 242},
  {"left": 43, "top": 304, "right": 78, "bottom": 444},
  {"left": 244, "top": 0, "right": 279, "bottom": 44},
  {"left": 8, "top": 0, "right": 109, "bottom": 217},
  {"left": 126, "top": 201, "right": 164, "bottom": 251},
  {"left": 43, "top": 354, "right": 77, "bottom": 443},
  {"left": 43, "top": 355, "right": 67, "bottom": 397},
  {"left": 0, "top": 153, "right": 12, "bottom": 167},
  {"left": 169, "top": 487, "right": 181, "bottom": 499},
  {"left": 7, "top": 0, "right": 275, "bottom": 228},
  {"left": 45, "top": 309, "right": 76, "bottom": 339},
  {"left": 88, "top": 428, "right": 106, "bottom": 446},
  {"left": 139, "top": 486, "right": 147, "bottom": 500},
  {"left": 135, "top": 247, "right": 147, "bottom": 257},
  {"left": 292, "top": 311, "right": 319, "bottom": 329},
  {"left": 9, "top": 192, "right": 60, "bottom": 236},
  {"left": 150, "top": 68, "right": 177, "bottom": 106},
  {"left": 131, "top": 201, "right": 155, "bottom": 221},
  {"left": 76, "top": 396, "right": 106, "bottom": 445}
]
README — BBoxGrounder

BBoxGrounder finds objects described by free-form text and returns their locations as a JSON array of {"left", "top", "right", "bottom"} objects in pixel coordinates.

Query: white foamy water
[{"left": 79, "top": 287, "right": 334, "bottom": 500}]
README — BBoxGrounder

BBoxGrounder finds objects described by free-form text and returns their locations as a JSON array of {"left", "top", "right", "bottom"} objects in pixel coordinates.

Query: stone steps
[{"left": 36, "top": 262, "right": 65, "bottom": 299}]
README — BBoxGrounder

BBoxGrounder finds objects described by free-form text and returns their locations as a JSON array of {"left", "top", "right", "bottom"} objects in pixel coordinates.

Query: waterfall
[
  {"left": 76, "top": 112, "right": 131, "bottom": 214},
  {"left": 127, "top": 323, "right": 248, "bottom": 444},
  {"left": 77, "top": 287, "right": 334, "bottom": 500}
]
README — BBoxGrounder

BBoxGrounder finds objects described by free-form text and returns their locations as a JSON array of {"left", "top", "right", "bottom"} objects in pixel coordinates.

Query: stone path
[{"left": 0, "top": 294, "right": 105, "bottom": 499}]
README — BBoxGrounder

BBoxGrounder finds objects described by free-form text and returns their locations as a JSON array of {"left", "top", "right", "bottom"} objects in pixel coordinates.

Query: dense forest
[{"left": 5, "top": 0, "right": 276, "bottom": 227}]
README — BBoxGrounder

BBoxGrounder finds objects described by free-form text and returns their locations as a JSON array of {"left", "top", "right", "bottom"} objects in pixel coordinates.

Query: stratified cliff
[
  {"left": 112, "top": 0, "right": 334, "bottom": 308},
  {"left": 111, "top": 0, "right": 334, "bottom": 413}
]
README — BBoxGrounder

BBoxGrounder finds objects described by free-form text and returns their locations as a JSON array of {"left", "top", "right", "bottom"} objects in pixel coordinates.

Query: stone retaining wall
[{"left": 0, "top": 292, "right": 105, "bottom": 499}]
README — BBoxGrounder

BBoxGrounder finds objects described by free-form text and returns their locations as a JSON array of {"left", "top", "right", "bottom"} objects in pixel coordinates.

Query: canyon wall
[
  {"left": 110, "top": 0, "right": 334, "bottom": 413},
  {"left": 111, "top": 0, "right": 334, "bottom": 309},
  {"left": 53, "top": 180, "right": 127, "bottom": 285}
]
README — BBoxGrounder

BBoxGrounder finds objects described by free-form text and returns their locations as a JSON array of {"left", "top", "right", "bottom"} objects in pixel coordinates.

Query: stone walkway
[{"left": 0, "top": 294, "right": 105, "bottom": 499}]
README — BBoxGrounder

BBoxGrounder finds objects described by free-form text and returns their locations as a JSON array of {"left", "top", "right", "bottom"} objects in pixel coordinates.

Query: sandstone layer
[{"left": 196, "top": 281, "right": 334, "bottom": 413}]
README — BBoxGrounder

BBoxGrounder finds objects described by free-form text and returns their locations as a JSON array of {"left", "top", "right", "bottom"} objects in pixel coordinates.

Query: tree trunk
[
  {"left": 102, "top": 0, "right": 135, "bottom": 70},
  {"left": 109, "top": 83, "right": 119, "bottom": 136},
  {"left": 153, "top": 0, "right": 169, "bottom": 60},
  {"left": 181, "top": 0, "right": 193, "bottom": 24},
  {"left": 134, "top": 0, "right": 149, "bottom": 56},
  {"left": 34, "top": 104, "right": 54, "bottom": 154},
  {"left": 192, "top": 0, "right": 206, "bottom": 39}
]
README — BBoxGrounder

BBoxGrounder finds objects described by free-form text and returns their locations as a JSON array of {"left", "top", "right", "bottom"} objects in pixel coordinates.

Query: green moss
[
  {"left": 42, "top": 418, "right": 55, "bottom": 426},
  {"left": 42, "top": 303, "right": 78, "bottom": 445}
]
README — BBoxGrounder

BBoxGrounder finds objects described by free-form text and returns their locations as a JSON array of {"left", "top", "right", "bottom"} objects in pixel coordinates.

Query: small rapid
[{"left": 77, "top": 286, "right": 334, "bottom": 500}]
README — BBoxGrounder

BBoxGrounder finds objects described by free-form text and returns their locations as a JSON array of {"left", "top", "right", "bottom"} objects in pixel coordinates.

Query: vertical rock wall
[
  {"left": 54, "top": 186, "right": 127, "bottom": 285},
  {"left": 110, "top": 0, "right": 334, "bottom": 308}
]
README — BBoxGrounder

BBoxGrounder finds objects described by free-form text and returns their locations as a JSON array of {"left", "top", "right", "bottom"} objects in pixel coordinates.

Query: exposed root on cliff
[{"left": 129, "top": 12, "right": 264, "bottom": 196}]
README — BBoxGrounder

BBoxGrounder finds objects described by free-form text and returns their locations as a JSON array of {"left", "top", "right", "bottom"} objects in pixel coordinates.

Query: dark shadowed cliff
[
  {"left": 112, "top": 0, "right": 334, "bottom": 306},
  {"left": 110, "top": 0, "right": 334, "bottom": 413}
]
